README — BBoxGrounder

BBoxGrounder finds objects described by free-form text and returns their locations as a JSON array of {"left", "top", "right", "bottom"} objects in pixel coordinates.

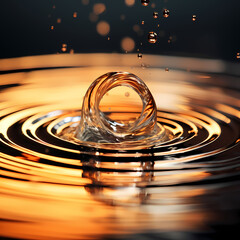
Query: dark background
[{"left": 1, "top": 0, "right": 240, "bottom": 61}]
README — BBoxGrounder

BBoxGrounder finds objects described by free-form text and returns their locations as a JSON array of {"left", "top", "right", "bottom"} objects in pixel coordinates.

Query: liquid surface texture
[{"left": 0, "top": 54, "right": 240, "bottom": 240}]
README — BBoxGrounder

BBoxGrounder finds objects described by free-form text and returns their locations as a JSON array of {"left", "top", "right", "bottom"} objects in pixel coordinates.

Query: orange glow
[
  {"left": 121, "top": 37, "right": 135, "bottom": 52},
  {"left": 93, "top": 3, "right": 106, "bottom": 15},
  {"left": 96, "top": 21, "right": 110, "bottom": 36},
  {"left": 125, "top": 0, "right": 135, "bottom": 6}
]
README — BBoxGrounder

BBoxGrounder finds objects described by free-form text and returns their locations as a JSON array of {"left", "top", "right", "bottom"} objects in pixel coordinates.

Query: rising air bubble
[{"left": 75, "top": 72, "right": 167, "bottom": 149}]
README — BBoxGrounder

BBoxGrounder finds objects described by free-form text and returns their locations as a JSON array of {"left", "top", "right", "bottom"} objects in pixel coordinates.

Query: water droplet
[
  {"left": 163, "top": 9, "right": 170, "bottom": 18},
  {"left": 141, "top": 0, "right": 149, "bottom": 6},
  {"left": 237, "top": 53, "right": 240, "bottom": 59},
  {"left": 73, "top": 12, "right": 77, "bottom": 18},
  {"left": 148, "top": 32, "right": 157, "bottom": 44},
  {"left": 125, "top": 92, "right": 130, "bottom": 97},
  {"left": 50, "top": 25, "right": 54, "bottom": 30},
  {"left": 141, "top": 20, "right": 145, "bottom": 25},
  {"left": 153, "top": 12, "right": 158, "bottom": 19},
  {"left": 62, "top": 44, "right": 67, "bottom": 52},
  {"left": 138, "top": 53, "right": 143, "bottom": 59},
  {"left": 192, "top": 15, "right": 197, "bottom": 21}
]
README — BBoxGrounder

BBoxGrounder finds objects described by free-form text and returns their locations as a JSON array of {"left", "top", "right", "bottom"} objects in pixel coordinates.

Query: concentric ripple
[{"left": 0, "top": 54, "right": 240, "bottom": 240}]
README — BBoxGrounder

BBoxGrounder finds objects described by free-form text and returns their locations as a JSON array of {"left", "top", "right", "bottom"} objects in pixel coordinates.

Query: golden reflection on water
[{"left": 0, "top": 54, "right": 239, "bottom": 239}]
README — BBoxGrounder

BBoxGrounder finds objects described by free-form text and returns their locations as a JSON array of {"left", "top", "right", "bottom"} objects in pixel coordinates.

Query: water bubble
[
  {"left": 138, "top": 53, "right": 143, "bottom": 59},
  {"left": 192, "top": 15, "right": 197, "bottom": 21},
  {"left": 153, "top": 12, "right": 158, "bottom": 19},
  {"left": 163, "top": 9, "right": 170, "bottom": 18},
  {"left": 141, "top": 0, "right": 149, "bottom": 6},
  {"left": 148, "top": 32, "right": 157, "bottom": 44}
]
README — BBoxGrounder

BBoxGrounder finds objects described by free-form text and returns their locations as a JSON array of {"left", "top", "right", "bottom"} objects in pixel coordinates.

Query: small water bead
[
  {"left": 163, "top": 9, "right": 170, "bottom": 18},
  {"left": 141, "top": 0, "right": 149, "bottom": 6},
  {"left": 138, "top": 53, "right": 142, "bottom": 59},
  {"left": 192, "top": 15, "right": 197, "bottom": 21},
  {"left": 153, "top": 12, "right": 158, "bottom": 19},
  {"left": 148, "top": 32, "right": 157, "bottom": 44}
]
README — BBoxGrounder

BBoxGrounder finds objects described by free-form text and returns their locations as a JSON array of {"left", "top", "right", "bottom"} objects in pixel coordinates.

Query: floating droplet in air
[
  {"left": 141, "top": 0, "right": 149, "bottom": 7},
  {"left": 61, "top": 44, "right": 67, "bottom": 52},
  {"left": 138, "top": 53, "right": 143, "bottom": 59},
  {"left": 163, "top": 9, "right": 170, "bottom": 18},
  {"left": 153, "top": 12, "right": 158, "bottom": 19},
  {"left": 148, "top": 32, "right": 157, "bottom": 44},
  {"left": 192, "top": 15, "right": 197, "bottom": 21}
]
